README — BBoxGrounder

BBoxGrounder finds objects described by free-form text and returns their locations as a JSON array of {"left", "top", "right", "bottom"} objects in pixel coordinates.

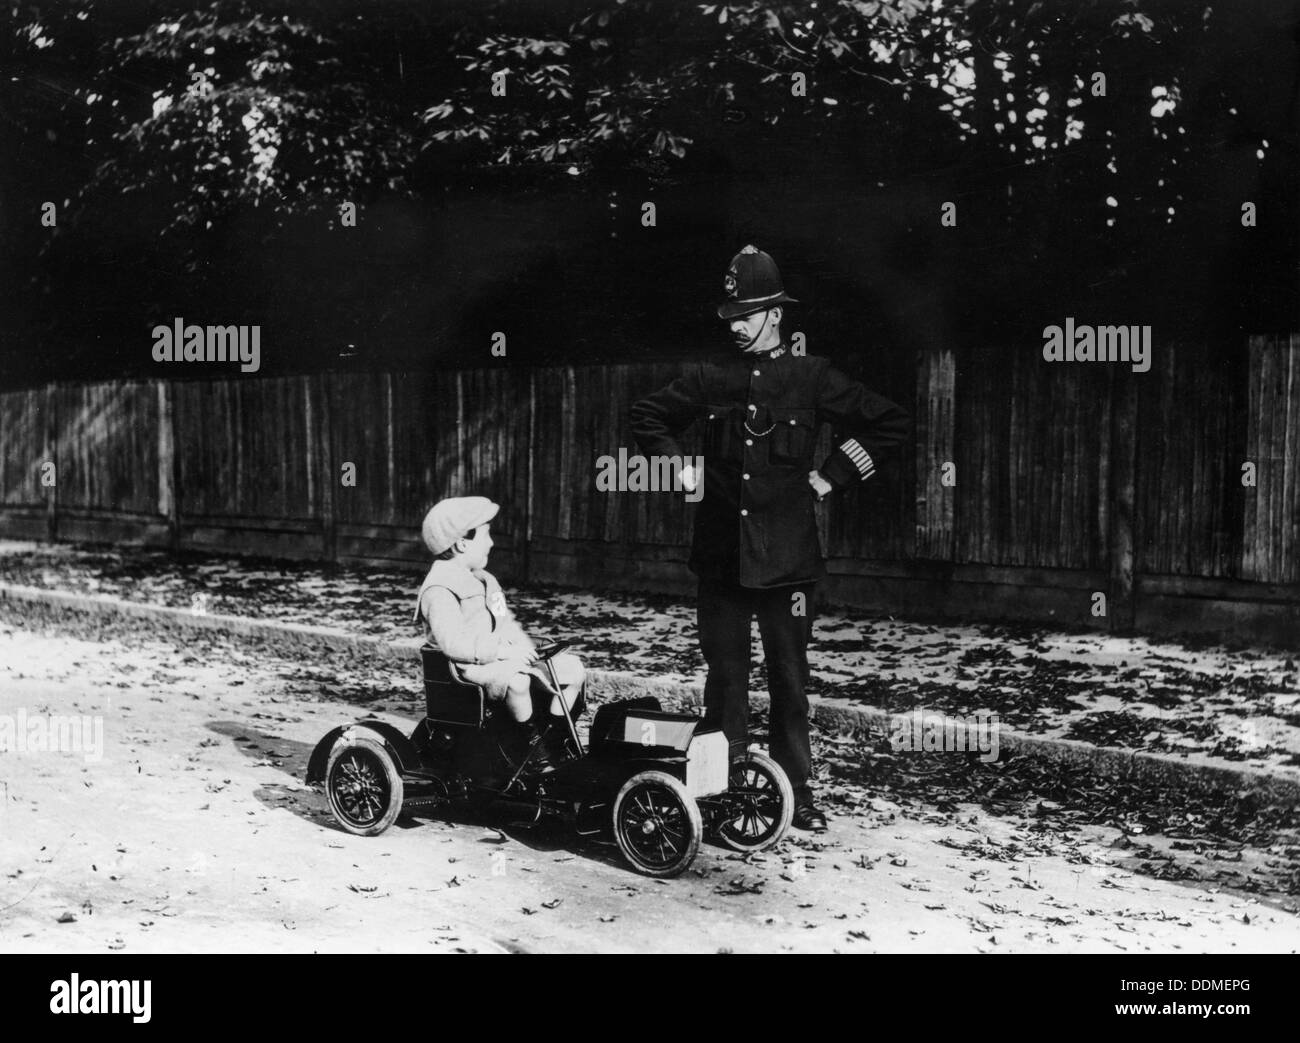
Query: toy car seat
[{"left": 420, "top": 644, "right": 487, "bottom": 727}]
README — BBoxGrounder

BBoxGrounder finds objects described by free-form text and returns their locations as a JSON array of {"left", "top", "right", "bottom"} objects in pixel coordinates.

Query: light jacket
[{"left": 413, "top": 558, "right": 532, "bottom": 664}]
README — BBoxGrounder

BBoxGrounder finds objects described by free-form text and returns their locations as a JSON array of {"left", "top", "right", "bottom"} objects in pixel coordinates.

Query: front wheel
[
  {"left": 325, "top": 735, "right": 404, "bottom": 836},
  {"left": 716, "top": 750, "right": 793, "bottom": 852},
  {"left": 612, "top": 771, "right": 702, "bottom": 878}
]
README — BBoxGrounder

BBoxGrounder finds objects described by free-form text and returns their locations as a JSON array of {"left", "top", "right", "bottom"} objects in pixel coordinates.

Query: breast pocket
[
  {"left": 701, "top": 404, "right": 736, "bottom": 459},
  {"left": 770, "top": 408, "right": 816, "bottom": 465}
]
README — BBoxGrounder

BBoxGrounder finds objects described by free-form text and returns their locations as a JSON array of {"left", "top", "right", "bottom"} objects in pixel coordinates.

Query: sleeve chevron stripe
[{"left": 840, "top": 438, "right": 875, "bottom": 478}]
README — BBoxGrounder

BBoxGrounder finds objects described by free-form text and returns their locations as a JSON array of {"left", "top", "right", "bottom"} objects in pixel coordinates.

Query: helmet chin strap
[{"left": 737, "top": 309, "right": 773, "bottom": 352}]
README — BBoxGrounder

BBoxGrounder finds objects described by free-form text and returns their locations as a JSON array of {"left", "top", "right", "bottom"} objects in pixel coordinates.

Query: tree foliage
[
  {"left": 0, "top": 0, "right": 1291, "bottom": 379},
  {"left": 7, "top": 1, "right": 1233, "bottom": 233}
]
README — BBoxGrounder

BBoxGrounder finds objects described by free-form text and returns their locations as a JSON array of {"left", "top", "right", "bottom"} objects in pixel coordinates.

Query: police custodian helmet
[{"left": 716, "top": 244, "right": 799, "bottom": 320}]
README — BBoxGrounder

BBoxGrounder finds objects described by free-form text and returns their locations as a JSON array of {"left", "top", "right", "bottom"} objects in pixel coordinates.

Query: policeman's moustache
[{"left": 736, "top": 309, "right": 772, "bottom": 351}]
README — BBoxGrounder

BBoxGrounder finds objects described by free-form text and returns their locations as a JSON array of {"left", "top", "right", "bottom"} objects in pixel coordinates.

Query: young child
[{"left": 414, "top": 496, "right": 585, "bottom": 728}]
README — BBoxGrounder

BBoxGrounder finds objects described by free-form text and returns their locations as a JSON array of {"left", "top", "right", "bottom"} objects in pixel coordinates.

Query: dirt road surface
[{"left": 2, "top": 622, "right": 1296, "bottom": 953}]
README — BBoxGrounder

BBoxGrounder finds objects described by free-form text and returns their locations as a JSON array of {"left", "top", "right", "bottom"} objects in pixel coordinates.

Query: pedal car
[{"left": 305, "top": 641, "right": 793, "bottom": 877}]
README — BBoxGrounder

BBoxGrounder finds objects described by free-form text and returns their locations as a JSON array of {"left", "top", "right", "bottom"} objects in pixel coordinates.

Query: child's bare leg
[
  {"left": 504, "top": 673, "right": 534, "bottom": 723},
  {"left": 547, "top": 656, "right": 586, "bottom": 716}
]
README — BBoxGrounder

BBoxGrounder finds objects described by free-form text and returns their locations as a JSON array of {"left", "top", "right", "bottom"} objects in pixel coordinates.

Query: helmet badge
[{"left": 724, "top": 268, "right": 738, "bottom": 298}]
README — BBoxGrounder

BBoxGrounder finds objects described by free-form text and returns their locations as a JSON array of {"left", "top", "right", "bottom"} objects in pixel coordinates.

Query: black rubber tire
[
  {"left": 612, "top": 770, "right": 702, "bottom": 878},
  {"left": 716, "top": 749, "right": 794, "bottom": 852},
  {"left": 325, "top": 735, "right": 404, "bottom": 837}
]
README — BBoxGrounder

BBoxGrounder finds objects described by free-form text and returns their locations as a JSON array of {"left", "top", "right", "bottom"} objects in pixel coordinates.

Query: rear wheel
[
  {"left": 325, "top": 735, "right": 404, "bottom": 836},
  {"left": 716, "top": 750, "right": 793, "bottom": 852},
  {"left": 612, "top": 771, "right": 701, "bottom": 878}
]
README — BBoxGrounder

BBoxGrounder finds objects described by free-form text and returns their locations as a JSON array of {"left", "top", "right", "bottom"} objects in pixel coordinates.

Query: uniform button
[
  {"left": 708, "top": 413, "right": 715, "bottom": 420},
  {"left": 745, "top": 438, "right": 753, "bottom": 446},
  {"left": 789, "top": 418, "right": 797, "bottom": 425},
  {"left": 752, "top": 369, "right": 760, "bottom": 377},
  {"left": 743, "top": 473, "right": 750, "bottom": 480},
  {"left": 741, "top": 509, "right": 749, "bottom": 517}
]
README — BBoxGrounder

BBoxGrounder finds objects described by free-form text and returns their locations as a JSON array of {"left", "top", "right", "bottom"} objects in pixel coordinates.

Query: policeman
[{"left": 631, "top": 245, "right": 910, "bottom": 831}]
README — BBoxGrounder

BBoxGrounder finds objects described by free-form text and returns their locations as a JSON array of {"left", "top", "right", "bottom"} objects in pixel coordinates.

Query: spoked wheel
[
  {"left": 716, "top": 749, "right": 794, "bottom": 852},
  {"left": 325, "top": 736, "right": 404, "bottom": 836},
  {"left": 612, "top": 771, "right": 702, "bottom": 878}
]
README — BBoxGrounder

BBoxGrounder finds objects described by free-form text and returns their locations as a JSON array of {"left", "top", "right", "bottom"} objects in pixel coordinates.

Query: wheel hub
[{"left": 335, "top": 756, "right": 387, "bottom": 821}]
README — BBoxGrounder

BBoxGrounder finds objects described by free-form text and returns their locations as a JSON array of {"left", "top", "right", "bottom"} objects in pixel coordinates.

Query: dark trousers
[{"left": 697, "top": 578, "right": 816, "bottom": 802}]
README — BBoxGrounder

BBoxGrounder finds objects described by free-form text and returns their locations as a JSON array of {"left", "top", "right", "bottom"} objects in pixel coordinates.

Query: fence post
[
  {"left": 454, "top": 371, "right": 466, "bottom": 494},
  {"left": 319, "top": 372, "right": 337, "bottom": 562},
  {"left": 157, "top": 380, "right": 180, "bottom": 549},
  {"left": 525, "top": 367, "right": 536, "bottom": 583},
  {"left": 556, "top": 367, "right": 575, "bottom": 541},
  {"left": 44, "top": 382, "right": 57, "bottom": 543},
  {"left": 1108, "top": 368, "right": 1139, "bottom": 631}
]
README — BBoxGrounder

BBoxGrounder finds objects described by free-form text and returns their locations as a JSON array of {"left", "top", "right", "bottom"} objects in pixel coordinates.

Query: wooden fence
[{"left": 1, "top": 337, "right": 1298, "bottom": 642}]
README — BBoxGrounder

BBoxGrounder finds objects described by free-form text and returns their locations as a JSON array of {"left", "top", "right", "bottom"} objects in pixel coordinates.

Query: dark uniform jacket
[{"left": 631, "top": 344, "right": 911, "bottom": 588}]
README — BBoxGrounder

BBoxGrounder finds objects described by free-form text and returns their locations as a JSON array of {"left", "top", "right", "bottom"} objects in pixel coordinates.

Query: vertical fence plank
[
  {"left": 1271, "top": 336, "right": 1289, "bottom": 581},
  {"left": 318, "top": 372, "right": 337, "bottom": 560},
  {"left": 1109, "top": 370, "right": 1138, "bottom": 630},
  {"left": 556, "top": 366, "right": 575, "bottom": 541},
  {"left": 914, "top": 348, "right": 955, "bottom": 560},
  {"left": 1286, "top": 336, "right": 1299, "bottom": 582},
  {"left": 524, "top": 368, "right": 536, "bottom": 578},
  {"left": 1095, "top": 369, "right": 1110, "bottom": 573},
  {"left": 44, "top": 383, "right": 57, "bottom": 540},
  {"left": 158, "top": 381, "right": 178, "bottom": 546},
  {"left": 1255, "top": 336, "right": 1272, "bottom": 579},
  {"left": 1244, "top": 336, "right": 1265, "bottom": 581}
]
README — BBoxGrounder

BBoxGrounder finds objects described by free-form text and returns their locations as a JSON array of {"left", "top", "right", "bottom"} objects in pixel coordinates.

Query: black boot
[{"left": 518, "top": 719, "right": 555, "bottom": 774}]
